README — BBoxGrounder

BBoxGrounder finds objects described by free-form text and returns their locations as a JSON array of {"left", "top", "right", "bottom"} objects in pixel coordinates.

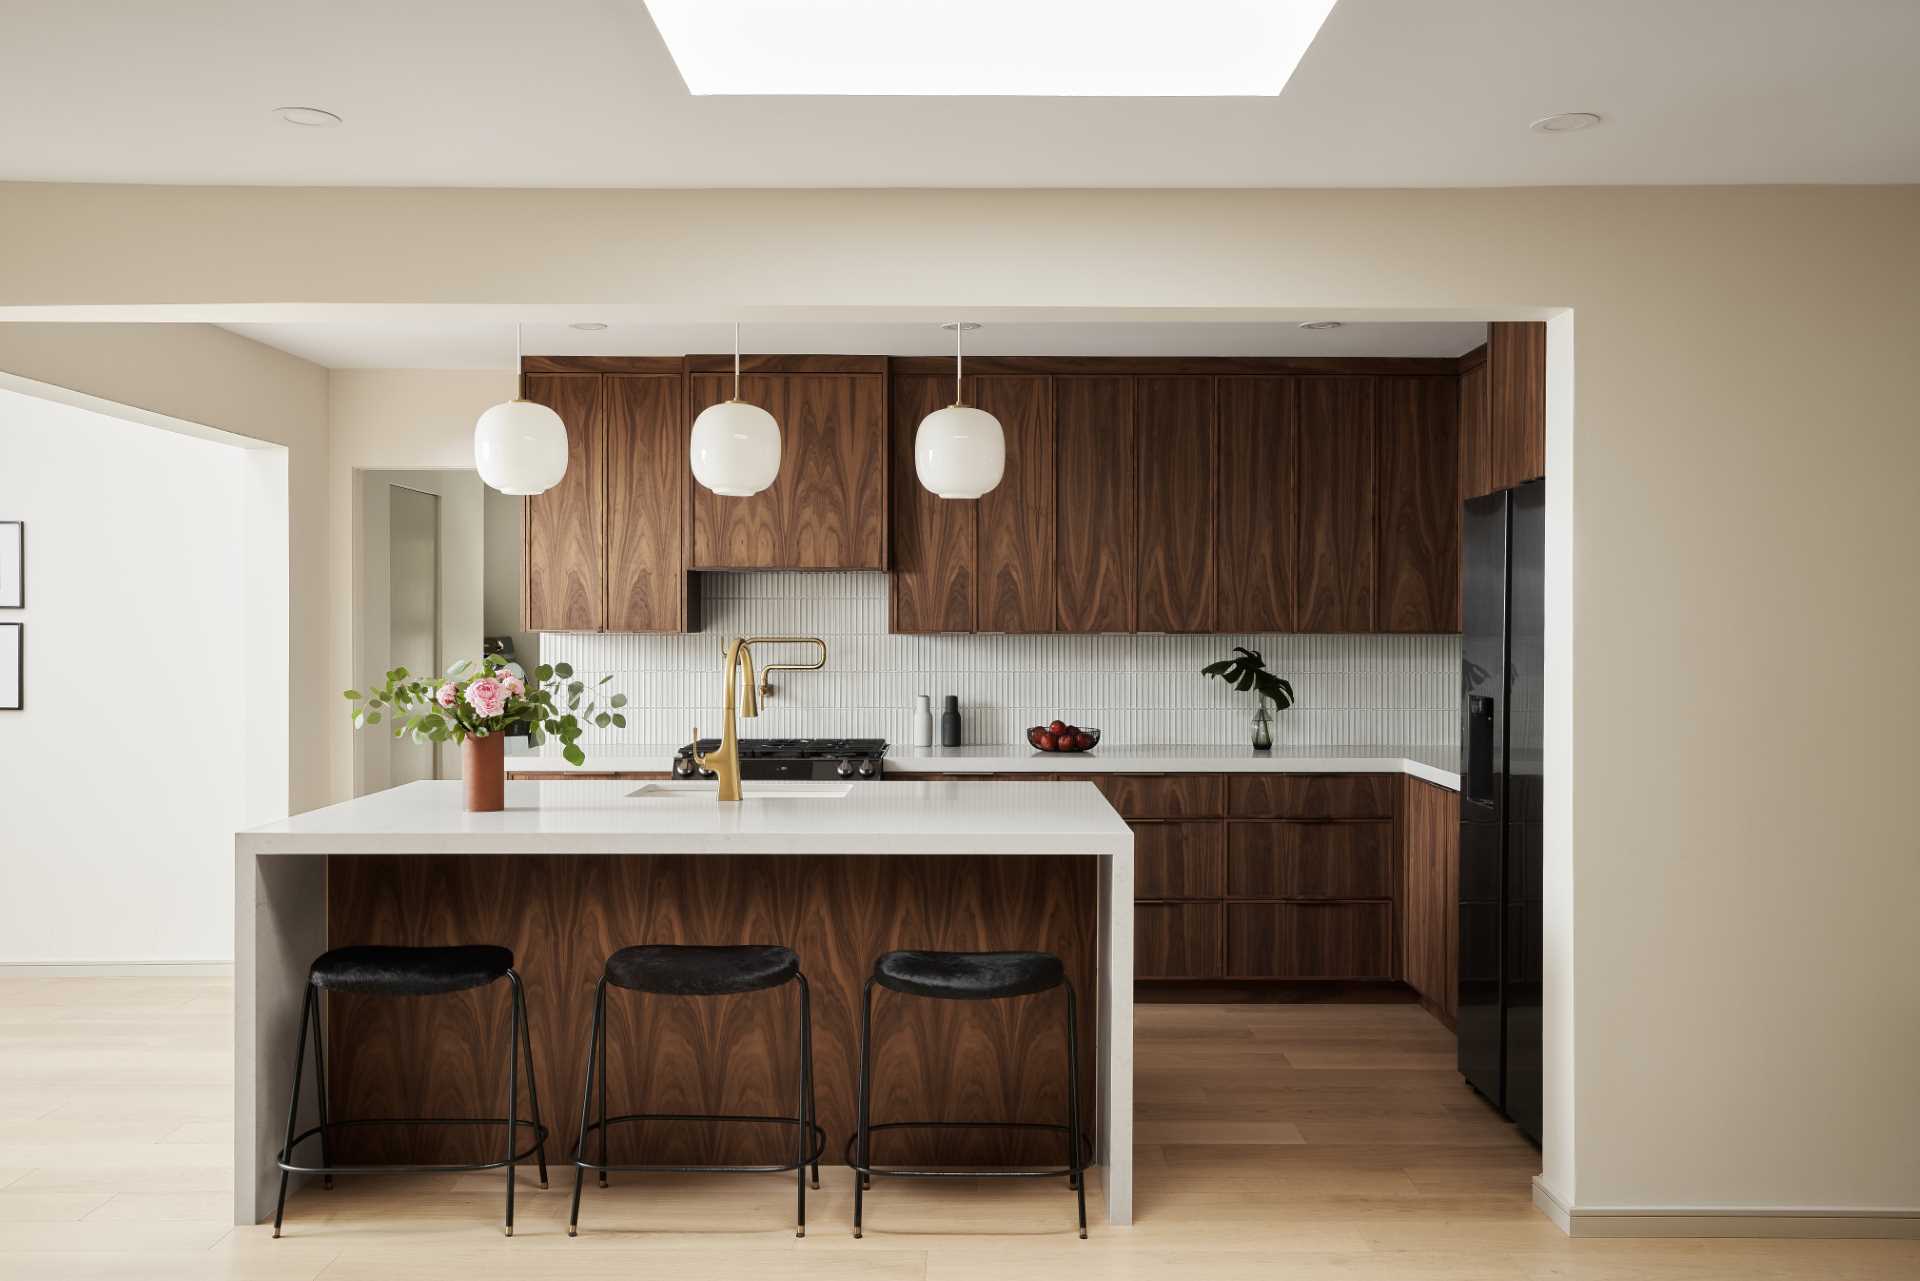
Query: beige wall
[
  {"left": 0, "top": 322, "right": 330, "bottom": 816},
  {"left": 2, "top": 183, "right": 1917, "bottom": 1222},
  {"left": 325, "top": 369, "right": 513, "bottom": 797}
]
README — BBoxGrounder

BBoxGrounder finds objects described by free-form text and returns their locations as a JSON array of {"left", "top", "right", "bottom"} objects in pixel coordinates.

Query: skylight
[{"left": 641, "top": 0, "right": 1339, "bottom": 97}]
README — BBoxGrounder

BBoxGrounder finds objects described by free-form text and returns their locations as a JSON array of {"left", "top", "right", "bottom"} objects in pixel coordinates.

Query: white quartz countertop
[
  {"left": 506, "top": 742, "right": 1461, "bottom": 790},
  {"left": 238, "top": 778, "right": 1132, "bottom": 856}
]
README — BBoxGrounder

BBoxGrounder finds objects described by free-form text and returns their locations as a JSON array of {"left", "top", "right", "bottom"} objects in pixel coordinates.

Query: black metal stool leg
[
  {"left": 516, "top": 976, "right": 549, "bottom": 1188},
  {"left": 794, "top": 974, "right": 811, "bottom": 1237},
  {"left": 805, "top": 981, "right": 821, "bottom": 1191},
  {"left": 308, "top": 986, "right": 334, "bottom": 1191},
  {"left": 1065, "top": 980, "right": 1087, "bottom": 1239},
  {"left": 272, "top": 977, "right": 315, "bottom": 1238},
  {"left": 503, "top": 970, "right": 522, "bottom": 1236},
  {"left": 569, "top": 979, "right": 605, "bottom": 1237},
  {"left": 853, "top": 977, "right": 874, "bottom": 1238},
  {"left": 596, "top": 990, "right": 610, "bottom": 1188}
]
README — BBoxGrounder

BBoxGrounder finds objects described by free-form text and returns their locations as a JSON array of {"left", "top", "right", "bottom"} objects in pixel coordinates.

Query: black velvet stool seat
[
  {"left": 273, "top": 944, "right": 549, "bottom": 1238},
  {"left": 569, "top": 944, "right": 825, "bottom": 1238},
  {"left": 850, "top": 949, "right": 1088, "bottom": 1239}
]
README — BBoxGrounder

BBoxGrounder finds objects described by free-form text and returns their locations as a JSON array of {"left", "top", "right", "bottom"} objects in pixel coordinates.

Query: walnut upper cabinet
[
  {"left": 888, "top": 372, "right": 977, "bottom": 632},
  {"left": 522, "top": 373, "right": 606, "bottom": 633},
  {"left": 1135, "top": 376, "right": 1217, "bottom": 633},
  {"left": 1215, "top": 376, "right": 1299, "bottom": 633},
  {"left": 1376, "top": 375, "right": 1461, "bottom": 633},
  {"left": 1484, "top": 321, "right": 1546, "bottom": 494},
  {"left": 688, "top": 358, "right": 888, "bottom": 571},
  {"left": 1296, "top": 376, "right": 1379, "bottom": 632},
  {"left": 522, "top": 366, "right": 694, "bottom": 634},
  {"left": 1054, "top": 375, "right": 1138, "bottom": 633}
]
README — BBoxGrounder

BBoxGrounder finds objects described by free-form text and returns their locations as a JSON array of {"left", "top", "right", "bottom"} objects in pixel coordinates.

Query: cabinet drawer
[
  {"left": 1227, "top": 822, "right": 1394, "bottom": 898},
  {"left": 1228, "top": 773, "right": 1398, "bottom": 819},
  {"left": 1094, "top": 774, "right": 1226, "bottom": 819},
  {"left": 1135, "top": 903, "right": 1224, "bottom": 978},
  {"left": 1226, "top": 902, "right": 1394, "bottom": 979},
  {"left": 1134, "top": 822, "right": 1225, "bottom": 899}
]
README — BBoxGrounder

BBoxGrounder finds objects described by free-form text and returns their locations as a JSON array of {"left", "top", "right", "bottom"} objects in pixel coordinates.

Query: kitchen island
[{"left": 235, "top": 778, "right": 1134, "bottom": 1228}]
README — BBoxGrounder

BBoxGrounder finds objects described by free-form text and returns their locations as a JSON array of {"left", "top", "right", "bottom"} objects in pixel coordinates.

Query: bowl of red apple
[{"left": 1027, "top": 720, "right": 1101, "bottom": 753}]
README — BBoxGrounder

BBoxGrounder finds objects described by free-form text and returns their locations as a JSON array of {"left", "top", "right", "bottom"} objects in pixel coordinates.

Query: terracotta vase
[{"left": 462, "top": 733, "right": 505, "bottom": 812}]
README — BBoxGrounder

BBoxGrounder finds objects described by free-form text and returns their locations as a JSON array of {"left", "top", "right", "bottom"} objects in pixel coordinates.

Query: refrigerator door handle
[{"left": 1466, "top": 695, "right": 1496, "bottom": 803}]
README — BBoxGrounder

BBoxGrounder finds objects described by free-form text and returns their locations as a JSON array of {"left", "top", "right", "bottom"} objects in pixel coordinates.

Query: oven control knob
[
  {"left": 836, "top": 759, "right": 856, "bottom": 778},
  {"left": 857, "top": 759, "right": 878, "bottom": 778}
]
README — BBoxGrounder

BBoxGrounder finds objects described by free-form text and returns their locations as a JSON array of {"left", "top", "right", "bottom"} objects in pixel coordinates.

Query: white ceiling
[
  {"left": 3, "top": 1, "right": 1917, "bottom": 188},
  {"left": 220, "top": 320, "right": 1488, "bottom": 370}
]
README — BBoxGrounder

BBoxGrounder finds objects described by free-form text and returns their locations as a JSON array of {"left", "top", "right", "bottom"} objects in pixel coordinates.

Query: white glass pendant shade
[
  {"left": 474, "top": 398, "right": 569, "bottom": 495},
  {"left": 691, "top": 398, "right": 782, "bottom": 497},
  {"left": 915, "top": 404, "right": 1005, "bottom": 499}
]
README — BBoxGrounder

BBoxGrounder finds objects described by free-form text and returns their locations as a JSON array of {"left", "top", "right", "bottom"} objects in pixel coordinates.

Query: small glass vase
[{"left": 1250, "top": 700, "right": 1274, "bottom": 751}]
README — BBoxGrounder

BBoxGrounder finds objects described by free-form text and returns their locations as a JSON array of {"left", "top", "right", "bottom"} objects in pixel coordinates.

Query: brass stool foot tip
[
  {"left": 597, "top": 1176, "right": 608, "bottom": 1188},
  {"left": 271, "top": 1229, "right": 281, "bottom": 1240},
  {"left": 503, "top": 1226, "right": 513, "bottom": 1238},
  {"left": 796, "top": 1227, "right": 806, "bottom": 1238},
  {"left": 539, "top": 1180, "right": 549, "bottom": 1190},
  {"left": 853, "top": 1229, "right": 863, "bottom": 1240},
  {"left": 1079, "top": 1229, "right": 1088, "bottom": 1240},
  {"left": 567, "top": 1226, "right": 578, "bottom": 1238}
]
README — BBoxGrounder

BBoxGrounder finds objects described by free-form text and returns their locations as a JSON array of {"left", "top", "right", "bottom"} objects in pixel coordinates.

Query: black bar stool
[
  {"left": 569, "top": 944, "right": 824, "bottom": 1238},
  {"left": 848, "top": 949, "right": 1088, "bottom": 1239},
  {"left": 273, "top": 944, "right": 550, "bottom": 1237}
]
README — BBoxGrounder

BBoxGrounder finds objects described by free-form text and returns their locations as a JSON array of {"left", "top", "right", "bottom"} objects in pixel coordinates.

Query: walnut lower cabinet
[{"left": 892, "top": 769, "right": 1459, "bottom": 1007}]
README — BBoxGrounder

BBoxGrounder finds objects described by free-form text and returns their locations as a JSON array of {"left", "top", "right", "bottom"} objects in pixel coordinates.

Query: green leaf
[
  {"left": 352, "top": 710, "right": 366, "bottom": 730},
  {"left": 594, "top": 713, "right": 610, "bottom": 728},
  {"left": 366, "top": 710, "right": 382, "bottom": 725},
  {"left": 445, "top": 658, "right": 473, "bottom": 677},
  {"left": 343, "top": 689, "right": 362, "bottom": 701},
  {"left": 1199, "top": 660, "right": 1232, "bottom": 677},
  {"left": 535, "top": 664, "right": 553, "bottom": 682},
  {"left": 611, "top": 714, "right": 626, "bottom": 729},
  {"left": 1234, "top": 668, "right": 1256, "bottom": 693},
  {"left": 609, "top": 694, "right": 627, "bottom": 708},
  {"left": 392, "top": 667, "right": 409, "bottom": 681},
  {"left": 562, "top": 744, "right": 586, "bottom": 767},
  {"left": 553, "top": 662, "right": 574, "bottom": 679}
]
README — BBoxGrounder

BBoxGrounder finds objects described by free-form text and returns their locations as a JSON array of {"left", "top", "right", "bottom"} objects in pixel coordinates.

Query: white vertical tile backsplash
[{"left": 542, "top": 572, "right": 1459, "bottom": 751}]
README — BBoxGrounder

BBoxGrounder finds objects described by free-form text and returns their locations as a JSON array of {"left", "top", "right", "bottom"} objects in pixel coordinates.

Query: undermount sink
[{"left": 625, "top": 781, "right": 854, "bottom": 801}]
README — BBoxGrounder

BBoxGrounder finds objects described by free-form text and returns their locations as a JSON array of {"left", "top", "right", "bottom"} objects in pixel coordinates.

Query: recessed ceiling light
[
  {"left": 274, "top": 106, "right": 342, "bottom": 128},
  {"left": 1530, "top": 112, "right": 1602, "bottom": 134},
  {"left": 642, "top": 0, "right": 1341, "bottom": 96},
  {"left": 1298, "top": 321, "right": 1343, "bottom": 331},
  {"left": 569, "top": 322, "right": 609, "bottom": 332}
]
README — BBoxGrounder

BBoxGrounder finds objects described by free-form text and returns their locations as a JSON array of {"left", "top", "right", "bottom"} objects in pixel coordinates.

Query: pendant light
[
  {"left": 915, "top": 322, "right": 1004, "bottom": 499},
  {"left": 690, "top": 323, "right": 782, "bottom": 497},
  {"left": 474, "top": 324, "right": 569, "bottom": 495}
]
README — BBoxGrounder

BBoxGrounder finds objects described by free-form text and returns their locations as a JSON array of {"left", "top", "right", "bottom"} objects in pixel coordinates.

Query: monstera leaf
[{"left": 1201, "top": 647, "right": 1295, "bottom": 709}]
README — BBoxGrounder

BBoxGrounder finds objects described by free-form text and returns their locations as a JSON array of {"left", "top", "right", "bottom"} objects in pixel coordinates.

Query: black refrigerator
[{"left": 1458, "top": 479, "right": 1544, "bottom": 1145}]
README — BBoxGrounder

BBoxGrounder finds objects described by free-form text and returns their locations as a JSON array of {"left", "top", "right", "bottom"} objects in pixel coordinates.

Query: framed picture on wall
[
  {"left": 0, "top": 522, "right": 20, "bottom": 608},
  {"left": 0, "top": 623, "right": 19, "bottom": 710}
]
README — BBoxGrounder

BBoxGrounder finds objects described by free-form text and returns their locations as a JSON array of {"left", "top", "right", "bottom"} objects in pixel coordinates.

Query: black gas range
[{"left": 671, "top": 737, "right": 889, "bottom": 781}]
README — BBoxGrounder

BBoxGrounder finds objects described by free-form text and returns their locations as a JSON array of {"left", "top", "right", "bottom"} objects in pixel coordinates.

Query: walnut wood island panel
[{"left": 234, "top": 778, "right": 1135, "bottom": 1228}]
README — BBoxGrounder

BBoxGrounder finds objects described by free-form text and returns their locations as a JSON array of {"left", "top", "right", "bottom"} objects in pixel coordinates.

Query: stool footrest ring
[
  {"left": 577, "top": 1111, "right": 827, "bottom": 1175},
  {"left": 279, "top": 1117, "right": 550, "bottom": 1175},
  {"left": 845, "top": 1120, "right": 1092, "bottom": 1179}
]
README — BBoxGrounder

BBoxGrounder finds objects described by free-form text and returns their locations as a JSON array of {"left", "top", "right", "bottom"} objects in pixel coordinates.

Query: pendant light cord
[
  {"left": 513, "top": 322, "right": 524, "bottom": 401},
  {"left": 955, "top": 321, "right": 964, "bottom": 406},
  {"left": 733, "top": 321, "right": 742, "bottom": 402}
]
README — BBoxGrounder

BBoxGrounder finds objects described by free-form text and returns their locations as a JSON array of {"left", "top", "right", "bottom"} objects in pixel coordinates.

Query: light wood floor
[{"left": 1, "top": 978, "right": 1914, "bottom": 1280}]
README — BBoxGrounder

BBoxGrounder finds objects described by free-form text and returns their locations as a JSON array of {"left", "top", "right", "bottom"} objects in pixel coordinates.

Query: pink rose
[
  {"left": 499, "top": 672, "right": 525, "bottom": 699},
  {"left": 435, "top": 682, "right": 459, "bottom": 709},
  {"left": 465, "top": 677, "right": 507, "bottom": 719}
]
